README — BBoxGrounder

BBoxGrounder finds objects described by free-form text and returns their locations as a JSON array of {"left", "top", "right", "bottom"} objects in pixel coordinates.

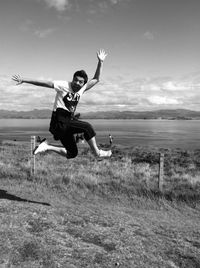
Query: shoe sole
[{"left": 33, "top": 138, "right": 47, "bottom": 155}]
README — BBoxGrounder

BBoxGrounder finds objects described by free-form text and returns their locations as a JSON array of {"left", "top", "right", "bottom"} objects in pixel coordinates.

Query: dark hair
[{"left": 73, "top": 70, "right": 88, "bottom": 84}]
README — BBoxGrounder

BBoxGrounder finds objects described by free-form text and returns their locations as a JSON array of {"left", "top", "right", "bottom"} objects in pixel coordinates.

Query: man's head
[{"left": 71, "top": 70, "right": 88, "bottom": 92}]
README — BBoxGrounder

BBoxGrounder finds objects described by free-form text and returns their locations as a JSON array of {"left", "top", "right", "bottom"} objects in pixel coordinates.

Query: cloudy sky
[{"left": 1, "top": 0, "right": 200, "bottom": 112}]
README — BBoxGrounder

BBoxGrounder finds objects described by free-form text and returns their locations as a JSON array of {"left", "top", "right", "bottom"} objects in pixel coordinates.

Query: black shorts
[{"left": 49, "top": 108, "right": 96, "bottom": 158}]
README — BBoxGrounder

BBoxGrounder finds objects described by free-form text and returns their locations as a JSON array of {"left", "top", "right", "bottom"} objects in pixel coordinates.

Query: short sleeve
[
  {"left": 53, "top": 80, "right": 69, "bottom": 93},
  {"left": 78, "top": 83, "right": 87, "bottom": 96}
]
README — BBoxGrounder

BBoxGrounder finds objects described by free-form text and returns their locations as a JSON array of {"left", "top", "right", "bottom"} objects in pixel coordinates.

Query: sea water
[{"left": 0, "top": 119, "right": 200, "bottom": 150}]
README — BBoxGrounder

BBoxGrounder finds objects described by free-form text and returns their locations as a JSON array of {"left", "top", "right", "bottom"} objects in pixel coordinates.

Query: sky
[{"left": 1, "top": 0, "right": 200, "bottom": 112}]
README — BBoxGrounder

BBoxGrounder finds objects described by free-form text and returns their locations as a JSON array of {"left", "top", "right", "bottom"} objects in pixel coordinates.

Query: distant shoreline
[
  {"left": 0, "top": 117, "right": 199, "bottom": 120},
  {"left": 1, "top": 108, "right": 200, "bottom": 120}
]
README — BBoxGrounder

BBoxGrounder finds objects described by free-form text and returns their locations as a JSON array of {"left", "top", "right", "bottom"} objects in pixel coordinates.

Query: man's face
[{"left": 71, "top": 76, "right": 85, "bottom": 92}]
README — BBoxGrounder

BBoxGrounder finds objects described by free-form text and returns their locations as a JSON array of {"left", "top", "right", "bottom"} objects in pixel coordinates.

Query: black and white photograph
[{"left": 0, "top": 0, "right": 200, "bottom": 267}]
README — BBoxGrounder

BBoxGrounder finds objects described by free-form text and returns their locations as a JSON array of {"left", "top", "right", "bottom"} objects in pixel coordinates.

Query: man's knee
[{"left": 83, "top": 122, "right": 96, "bottom": 141}]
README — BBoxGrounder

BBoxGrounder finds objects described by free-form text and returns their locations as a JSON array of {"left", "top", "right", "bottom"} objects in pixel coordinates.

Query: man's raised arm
[
  {"left": 85, "top": 49, "right": 107, "bottom": 91},
  {"left": 12, "top": 74, "right": 54, "bottom": 88}
]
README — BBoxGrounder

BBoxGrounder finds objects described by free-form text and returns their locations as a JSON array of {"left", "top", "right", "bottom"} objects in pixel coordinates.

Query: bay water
[{"left": 0, "top": 119, "right": 200, "bottom": 150}]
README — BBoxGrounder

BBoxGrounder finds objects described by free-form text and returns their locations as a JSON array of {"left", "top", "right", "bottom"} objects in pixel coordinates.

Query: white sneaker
[
  {"left": 99, "top": 149, "right": 112, "bottom": 158},
  {"left": 33, "top": 140, "right": 48, "bottom": 155}
]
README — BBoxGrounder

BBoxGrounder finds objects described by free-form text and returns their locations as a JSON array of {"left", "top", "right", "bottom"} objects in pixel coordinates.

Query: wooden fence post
[
  {"left": 158, "top": 153, "right": 164, "bottom": 192},
  {"left": 31, "top": 136, "right": 36, "bottom": 176}
]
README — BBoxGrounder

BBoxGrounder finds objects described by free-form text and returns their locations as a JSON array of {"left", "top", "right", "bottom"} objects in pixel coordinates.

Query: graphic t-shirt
[{"left": 52, "top": 80, "right": 87, "bottom": 113}]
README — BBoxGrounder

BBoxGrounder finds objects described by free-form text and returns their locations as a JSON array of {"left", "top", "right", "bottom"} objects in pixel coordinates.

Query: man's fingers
[
  {"left": 97, "top": 49, "right": 108, "bottom": 61},
  {"left": 12, "top": 74, "right": 22, "bottom": 84},
  {"left": 12, "top": 75, "right": 19, "bottom": 80}
]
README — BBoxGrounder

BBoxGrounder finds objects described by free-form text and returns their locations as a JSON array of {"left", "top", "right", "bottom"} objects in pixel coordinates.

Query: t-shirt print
[{"left": 63, "top": 91, "right": 80, "bottom": 113}]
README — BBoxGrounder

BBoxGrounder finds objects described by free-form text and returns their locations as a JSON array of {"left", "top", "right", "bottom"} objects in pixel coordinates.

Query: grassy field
[{"left": 0, "top": 140, "right": 200, "bottom": 267}]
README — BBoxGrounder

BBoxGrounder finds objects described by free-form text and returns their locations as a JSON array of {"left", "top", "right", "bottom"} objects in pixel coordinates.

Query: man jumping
[{"left": 12, "top": 49, "right": 112, "bottom": 159}]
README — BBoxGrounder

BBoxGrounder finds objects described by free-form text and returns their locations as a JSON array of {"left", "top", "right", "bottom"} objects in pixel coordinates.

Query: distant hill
[
  {"left": 1, "top": 109, "right": 200, "bottom": 119},
  {"left": 0, "top": 109, "right": 52, "bottom": 119},
  {"left": 81, "top": 109, "right": 200, "bottom": 120}
]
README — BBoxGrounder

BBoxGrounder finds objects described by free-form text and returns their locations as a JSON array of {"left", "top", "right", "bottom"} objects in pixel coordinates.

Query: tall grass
[{"left": 1, "top": 141, "right": 200, "bottom": 204}]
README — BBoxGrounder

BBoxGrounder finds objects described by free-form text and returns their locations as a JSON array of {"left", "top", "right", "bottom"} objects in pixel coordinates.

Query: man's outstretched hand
[
  {"left": 97, "top": 49, "right": 107, "bottom": 62},
  {"left": 12, "top": 75, "right": 23, "bottom": 85}
]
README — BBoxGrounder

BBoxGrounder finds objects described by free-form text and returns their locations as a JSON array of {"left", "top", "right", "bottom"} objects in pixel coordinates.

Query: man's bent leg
[
  {"left": 87, "top": 137, "right": 112, "bottom": 157},
  {"left": 45, "top": 144, "right": 67, "bottom": 157},
  {"left": 87, "top": 137, "right": 100, "bottom": 156},
  {"left": 33, "top": 140, "right": 67, "bottom": 157},
  {"left": 55, "top": 119, "right": 112, "bottom": 158},
  {"left": 60, "top": 134, "right": 78, "bottom": 159},
  {"left": 67, "top": 119, "right": 112, "bottom": 157}
]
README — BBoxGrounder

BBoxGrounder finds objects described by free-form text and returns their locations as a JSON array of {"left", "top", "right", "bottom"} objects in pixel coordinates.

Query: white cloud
[
  {"left": 37, "top": 0, "right": 131, "bottom": 17},
  {"left": 0, "top": 75, "right": 54, "bottom": 111},
  {"left": 85, "top": 0, "right": 131, "bottom": 16},
  {"left": 34, "top": 28, "right": 55, "bottom": 38},
  {"left": 20, "top": 20, "right": 56, "bottom": 38},
  {"left": 141, "top": 83, "right": 161, "bottom": 92},
  {"left": 109, "top": 0, "right": 120, "bottom": 4},
  {"left": 143, "top": 31, "right": 154, "bottom": 40},
  {"left": 43, "top": 0, "right": 70, "bottom": 11},
  {"left": 162, "top": 81, "right": 188, "bottom": 91},
  {"left": 147, "top": 96, "right": 180, "bottom": 105},
  {"left": 109, "top": 0, "right": 131, "bottom": 5},
  {"left": 2, "top": 72, "right": 200, "bottom": 112}
]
